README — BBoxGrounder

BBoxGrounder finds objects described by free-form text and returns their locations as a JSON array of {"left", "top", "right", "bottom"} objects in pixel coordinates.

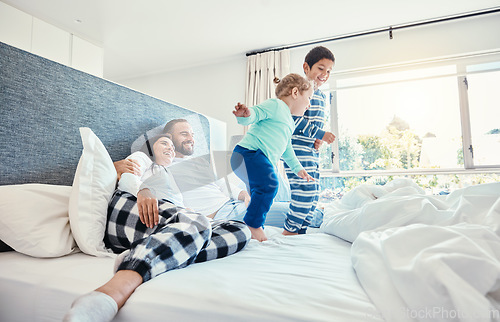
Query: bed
[{"left": 1, "top": 40, "right": 499, "bottom": 322}]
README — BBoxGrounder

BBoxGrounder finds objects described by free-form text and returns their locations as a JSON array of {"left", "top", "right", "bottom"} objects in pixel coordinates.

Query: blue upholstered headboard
[{"left": 0, "top": 41, "right": 210, "bottom": 186}]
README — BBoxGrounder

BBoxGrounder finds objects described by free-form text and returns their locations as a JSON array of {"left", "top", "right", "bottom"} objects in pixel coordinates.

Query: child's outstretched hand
[
  {"left": 322, "top": 131, "right": 336, "bottom": 144},
  {"left": 233, "top": 102, "right": 251, "bottom": 117},
  {"left": 297, "top": 169, "right": 314, "bottom": 182}
]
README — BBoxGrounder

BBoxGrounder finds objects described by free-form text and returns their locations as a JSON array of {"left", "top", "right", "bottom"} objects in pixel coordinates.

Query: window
[
  {"left": 318, "top": 88, "right": 333, "bottom": 170},
  {"left": 318, "top": 53, "right": 500, "bottom": 196},
  {"left": 337, "top": 73, "right": 462, "bottom": 171},
  {"left": 466, "top": 69, "right": 500, "bottom": 166}
]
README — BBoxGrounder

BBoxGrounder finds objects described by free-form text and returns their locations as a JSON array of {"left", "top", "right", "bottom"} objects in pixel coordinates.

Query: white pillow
[
  {"left": 0, "top": 184, "right": 76, "bottom": 257},
  {"left": 69, "top": 127, "right": 117, "bottom": 257}
]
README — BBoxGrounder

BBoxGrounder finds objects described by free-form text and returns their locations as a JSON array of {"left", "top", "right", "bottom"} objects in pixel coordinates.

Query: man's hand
[
  {"left": 114, "top": 159, "right": 141, "bottom": 180},
  {"left": 238, "top": 190, "right": 251, "bottom": 207},
  {"left": 137, "top": 188, "right": 158, "bottom": 229}
]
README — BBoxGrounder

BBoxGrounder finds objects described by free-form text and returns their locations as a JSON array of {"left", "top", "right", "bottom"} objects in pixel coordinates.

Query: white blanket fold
[
  {"left": 321, "top": 179, "right": 500, "bottom": 321},
  {"left": 321, "top": 179, "right": 500, "bottom": 242},
  {"left": 353, "top": 224, "right": 500, "bottom": 321}
]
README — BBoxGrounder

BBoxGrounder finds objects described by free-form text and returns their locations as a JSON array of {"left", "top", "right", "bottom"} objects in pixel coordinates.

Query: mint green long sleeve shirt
[{"left": 236, "top": 98, "right": 304, "bottom": 174}]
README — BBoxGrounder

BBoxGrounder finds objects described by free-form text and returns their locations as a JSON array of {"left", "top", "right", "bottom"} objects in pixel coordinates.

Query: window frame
[{"left": 321, "top": 50, "right": 500, "bottom": 179}]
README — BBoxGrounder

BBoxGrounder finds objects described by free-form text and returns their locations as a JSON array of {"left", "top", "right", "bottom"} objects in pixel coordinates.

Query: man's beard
[{"left": 176, "top": 141, "right": 194, "bottom": 156}]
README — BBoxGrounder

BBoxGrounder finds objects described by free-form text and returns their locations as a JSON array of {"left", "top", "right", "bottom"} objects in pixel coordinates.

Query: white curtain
[{"left": 245, "top": 50, "right": 290, "bottom": 107}]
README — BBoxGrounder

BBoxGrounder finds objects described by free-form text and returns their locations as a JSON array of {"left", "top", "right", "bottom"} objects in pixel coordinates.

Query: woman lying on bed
[{"left": 64, "top": 133, "right": 251, "bottom": 322}]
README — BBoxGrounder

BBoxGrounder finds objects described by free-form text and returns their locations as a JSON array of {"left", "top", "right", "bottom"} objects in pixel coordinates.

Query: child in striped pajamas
[
  {"left": 64, "top": 133, "right": 251, "bottom": 322},
  {"left": 230, "top": 73, "right": 315, "bottom": 242},
  {"left": 283, "top": 46, "right": 336, "bottom": 235}
]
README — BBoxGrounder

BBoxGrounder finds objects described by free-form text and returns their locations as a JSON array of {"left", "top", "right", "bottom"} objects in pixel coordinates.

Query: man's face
[{"left": 170, "top": 122, "right": 195, "bottom": 157}]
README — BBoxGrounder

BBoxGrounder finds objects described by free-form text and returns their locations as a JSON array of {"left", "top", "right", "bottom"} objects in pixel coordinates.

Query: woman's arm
[
  {"left": 117, "top": 153, "right": 158, "bottom": 228},
  {"left": 117, "top": 152, "right": 152, "bottom": 196}
]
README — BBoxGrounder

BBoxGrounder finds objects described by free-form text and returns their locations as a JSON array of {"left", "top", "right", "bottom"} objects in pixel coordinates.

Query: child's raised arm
[{"left": 232, "top": 102, "right": 251, "bottom": 118}]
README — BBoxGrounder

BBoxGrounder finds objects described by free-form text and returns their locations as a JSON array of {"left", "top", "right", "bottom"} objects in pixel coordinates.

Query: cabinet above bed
[{"left": 0, "top": 1, "right": 103, "bottom": 77}]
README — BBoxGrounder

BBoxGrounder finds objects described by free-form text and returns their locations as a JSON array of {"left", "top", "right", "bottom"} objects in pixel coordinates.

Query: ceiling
[{"left": 3, "top": 0, "right": 500, "bottom": 81}]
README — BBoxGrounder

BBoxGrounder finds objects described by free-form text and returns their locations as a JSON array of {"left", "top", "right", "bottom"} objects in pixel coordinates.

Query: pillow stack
[{"left": 0, "top": 127, "right": 117, "bottom": 258}]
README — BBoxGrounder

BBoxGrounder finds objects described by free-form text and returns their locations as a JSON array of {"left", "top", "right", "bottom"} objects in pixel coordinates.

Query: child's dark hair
[
  {"left": 274, "top": 73, "right": 313, "bottom": 98},
  {"left": 304, "top": 46, "right": 335, "bottom": 68}
]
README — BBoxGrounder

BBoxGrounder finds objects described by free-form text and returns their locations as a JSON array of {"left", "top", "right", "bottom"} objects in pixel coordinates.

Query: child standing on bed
[
  {"left": 231, "top": 73, "right": 315, "bottom": 242},
  {"left": 283, "top": 46, "right": 336, "bottom": 236}
]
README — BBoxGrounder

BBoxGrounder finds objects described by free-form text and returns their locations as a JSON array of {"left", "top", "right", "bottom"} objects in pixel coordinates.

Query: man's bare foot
[
  {"left": 249, "top": 226, "right": 267, "bottom": 242},
  {"left": 282, "top": 230, "right": 299, "bottom": 236}
]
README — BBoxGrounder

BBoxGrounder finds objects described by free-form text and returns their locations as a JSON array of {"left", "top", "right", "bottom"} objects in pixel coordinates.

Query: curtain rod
[{"left": 246, "top": 7, "right": 500, "bottom": 56}]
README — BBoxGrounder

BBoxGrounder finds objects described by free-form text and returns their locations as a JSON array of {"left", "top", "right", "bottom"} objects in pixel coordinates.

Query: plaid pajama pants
[{"left": 104, "top": 190, "right": 251, "bottom": 282}]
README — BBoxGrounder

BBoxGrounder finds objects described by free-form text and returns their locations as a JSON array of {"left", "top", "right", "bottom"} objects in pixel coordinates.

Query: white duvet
[{"left": 320, "top": 179, "right": 500, "bottom": 321}]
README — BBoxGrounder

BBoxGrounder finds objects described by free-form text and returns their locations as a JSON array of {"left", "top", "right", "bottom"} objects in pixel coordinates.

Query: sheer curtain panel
[{"left": 245, "top": 50, "right": 290, "bottom": 107}]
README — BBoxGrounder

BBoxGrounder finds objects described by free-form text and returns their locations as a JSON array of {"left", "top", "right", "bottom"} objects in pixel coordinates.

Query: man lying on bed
[
  {"left": 114, "top": 119, "right": 253, "bottom": 220},
  {"left": 64, "top": 133, "right": 251, "bottom": 322}
]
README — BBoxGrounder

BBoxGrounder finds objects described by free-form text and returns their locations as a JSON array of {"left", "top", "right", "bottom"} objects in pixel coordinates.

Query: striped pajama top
[{"left": 291, "top": 88, "right": 327, "bottom": 148}]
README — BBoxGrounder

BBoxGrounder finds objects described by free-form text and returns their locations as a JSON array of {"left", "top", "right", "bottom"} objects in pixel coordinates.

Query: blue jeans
[{"left": 230, "top": 145, "right": 279, "bottom": 228}]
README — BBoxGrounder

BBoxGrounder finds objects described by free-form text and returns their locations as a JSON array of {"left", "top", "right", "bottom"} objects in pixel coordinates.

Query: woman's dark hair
[
  {"left": 140, "top": 133, "right": 173, "bottom": 161},
  {"left": 304, "top": 46, "right": 335, "bottom": 68}
]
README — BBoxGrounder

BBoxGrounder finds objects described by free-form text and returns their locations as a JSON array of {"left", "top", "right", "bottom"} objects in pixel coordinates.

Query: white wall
[
  {"left": 71, "top": 35, "right": 104, "bottom": 77},
  {"left": 0, "top": 1, "right": 32, "bottom": 51},
  {"left": 118, "top": 56, "right": 247, "bottom": 149},
  {"left": 116, "top": 12, "right": 500, "bottom": 149},
  {"left": 206, "top": 116, "right": 227, "bottom": 152},
  {"left": 289, "top": 12, "right": 500, "bottom": 76},
  {"left": 31, "top": 17, "right": 71, "bottom": 65}
]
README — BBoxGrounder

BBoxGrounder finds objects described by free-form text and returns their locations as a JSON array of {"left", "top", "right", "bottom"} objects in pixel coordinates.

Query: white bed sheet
[
  {"left": 0, "top": 227, "right": 383, "bottom": 322},
  {"left": 320, "top": 180, "right": 500, "bottom": 321}
]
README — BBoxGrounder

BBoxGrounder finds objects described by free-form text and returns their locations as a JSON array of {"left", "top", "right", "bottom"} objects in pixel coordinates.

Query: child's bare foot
[
  {"left": 249, "top": 226, "right": 267, "bottom": 242},
  {"left": 282, "top": 230, "right": 299, "bottom": 236}
]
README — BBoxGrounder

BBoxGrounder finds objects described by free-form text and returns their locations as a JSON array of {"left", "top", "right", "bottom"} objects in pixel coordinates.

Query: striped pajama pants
[
  {"left": 104, "top": 190, "right": 251, "bottom": 282},
  {"left": 284, "top": 146, "right": 320, "bottom": 234}
]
